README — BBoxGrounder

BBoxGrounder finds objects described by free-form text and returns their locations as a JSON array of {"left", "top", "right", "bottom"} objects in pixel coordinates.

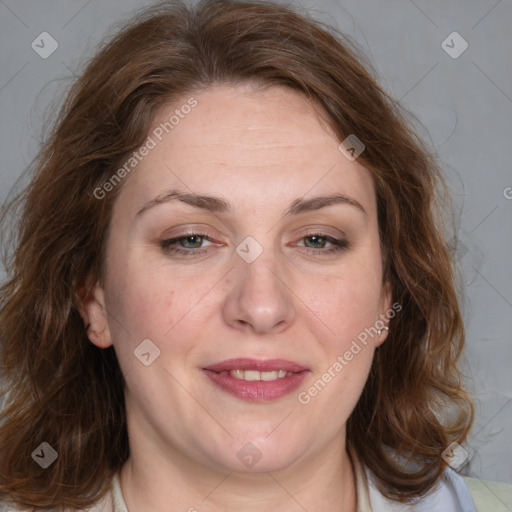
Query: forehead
[{"left": 117, "top": 84, "right": 376, "bottom": 218}]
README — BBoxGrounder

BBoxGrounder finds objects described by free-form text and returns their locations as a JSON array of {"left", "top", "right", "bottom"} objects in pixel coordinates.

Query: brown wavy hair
[{"left": 0, "top": 0, "right": 473, "bottom": 509}]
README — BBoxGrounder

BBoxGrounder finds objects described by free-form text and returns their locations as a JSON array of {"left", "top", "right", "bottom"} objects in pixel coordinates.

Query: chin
[{"left": 206, "top": 438, "right": 305, "bottom": 475}]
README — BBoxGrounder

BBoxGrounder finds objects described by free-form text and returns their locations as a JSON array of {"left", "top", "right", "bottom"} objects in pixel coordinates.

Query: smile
[
  {"left": 203, "top": 358, "right": 309, "bottom": 402},
  {"left": 219, "top": 369, "right": 294, "bottom": 381}
]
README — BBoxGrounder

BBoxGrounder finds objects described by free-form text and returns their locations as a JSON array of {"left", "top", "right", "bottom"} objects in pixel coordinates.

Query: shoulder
[{"left": 366, "top": 467, "right": 477, "bottom": 512}]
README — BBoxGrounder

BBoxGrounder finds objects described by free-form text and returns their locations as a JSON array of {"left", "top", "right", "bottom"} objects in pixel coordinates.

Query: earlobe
[
  {"left": 76, "top": 282, "right": 113, "bottom": 349},
  {"left": 375, "top": 325, "right": 389, "bottom": 347}
]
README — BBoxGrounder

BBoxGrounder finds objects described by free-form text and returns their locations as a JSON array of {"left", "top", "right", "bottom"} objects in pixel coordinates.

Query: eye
[
  {"left": 159, "top": 232, "right": 348, "bottom": 258},
  {"left": 160, "top": 233, "right": 216, "bottom": 256},
  {"left": 297, "top": 234, "right": 349, "bottom": 255}
]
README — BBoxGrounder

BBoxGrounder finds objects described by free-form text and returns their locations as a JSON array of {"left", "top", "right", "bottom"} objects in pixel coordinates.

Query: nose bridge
[
  {"left": 223, "top": 239, "right": 295, "bottom": 334},
  {"left": 240, "top": 251, "right": 281, "bottom": 300}
]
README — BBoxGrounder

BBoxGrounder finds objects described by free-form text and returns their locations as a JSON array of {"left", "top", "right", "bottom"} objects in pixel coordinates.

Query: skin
[{"left": 80, "top": 83, "right": 391, "bottom": 512}]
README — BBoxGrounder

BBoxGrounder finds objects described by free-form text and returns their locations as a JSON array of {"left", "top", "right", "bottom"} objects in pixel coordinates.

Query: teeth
[
  {"left": 226, "top": 369, "right": 293, "bottom": 381},
  {"left": 244, "top": 370, "right": 260, "bottom": 381}
]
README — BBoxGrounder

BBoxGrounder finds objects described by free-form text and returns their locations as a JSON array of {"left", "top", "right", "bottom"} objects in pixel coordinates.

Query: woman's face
[{"left": 85, "top": 84, "right": 391, "bottom": 474}]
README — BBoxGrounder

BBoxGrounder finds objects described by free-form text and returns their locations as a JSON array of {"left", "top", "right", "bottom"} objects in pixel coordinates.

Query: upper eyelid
[{"left": 163, "top": 224, "right": 346, "bottom": 238}]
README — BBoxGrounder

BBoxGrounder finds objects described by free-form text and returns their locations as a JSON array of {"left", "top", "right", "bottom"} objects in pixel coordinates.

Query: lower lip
[{"left": 202, "top": 370, "right": 309, "bottom": 402}]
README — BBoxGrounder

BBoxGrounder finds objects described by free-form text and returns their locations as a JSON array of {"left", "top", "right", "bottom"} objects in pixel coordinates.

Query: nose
[{"left": 222, "top": 252, "right": 296, "bottom": 335}]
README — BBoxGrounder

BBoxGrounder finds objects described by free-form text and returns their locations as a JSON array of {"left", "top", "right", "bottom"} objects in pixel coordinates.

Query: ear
[
  {"left": 375, "top": 281, "right": 393, "bottom": 348},
  {"left": 76, "top": 280, "right": 113, "bottom": 349}
]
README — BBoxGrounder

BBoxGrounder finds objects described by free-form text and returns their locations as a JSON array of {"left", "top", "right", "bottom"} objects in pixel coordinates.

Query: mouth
[
  {"left": 216, "top": 368, "right": 295, "bottom": 381},
  {"left": 202, "top": 358, "right": 310, "bottom": 402}
]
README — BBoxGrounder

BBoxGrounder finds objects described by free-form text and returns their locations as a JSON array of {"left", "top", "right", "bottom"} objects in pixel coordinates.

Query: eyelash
[{"left": 159, "top": 233, "right": 349, "bottom": 257}]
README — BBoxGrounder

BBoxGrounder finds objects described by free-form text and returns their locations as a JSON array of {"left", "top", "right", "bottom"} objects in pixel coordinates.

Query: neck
[{"left": 119, "top": 435, "right": 357, "bottom": 512}]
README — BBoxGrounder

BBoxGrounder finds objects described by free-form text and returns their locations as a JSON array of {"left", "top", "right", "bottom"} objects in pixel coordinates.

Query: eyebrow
[{"left": 136, "top": 189, "right": 366, "bottom": 217}]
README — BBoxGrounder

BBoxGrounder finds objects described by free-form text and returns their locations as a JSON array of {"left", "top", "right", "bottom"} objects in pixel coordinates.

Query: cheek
[
  {"left": 107, "top": 257, "right": 218, "bottom": 353},
  {"left": 303, "top": 268, "right": 383, "bottom": 346},
  {"left": 300, "top": 275, "right": 378, "bottom": 416}
]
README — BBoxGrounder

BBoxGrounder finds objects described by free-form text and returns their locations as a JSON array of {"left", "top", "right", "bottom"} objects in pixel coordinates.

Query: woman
[{"left": 0, "top": 0, "right": 475, "bottom": 510}]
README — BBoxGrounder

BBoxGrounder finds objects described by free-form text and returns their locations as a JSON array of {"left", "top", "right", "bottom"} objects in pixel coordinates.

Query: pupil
[
  {"left": 183, "top": 235, "right": 202, "bottom": 248},
  {"left": 306, "top": 235, "right": 325, "bottom": 248}
]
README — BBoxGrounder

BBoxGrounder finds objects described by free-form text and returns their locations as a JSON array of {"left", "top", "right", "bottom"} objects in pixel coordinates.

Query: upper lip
[{"left": 203, "top": 358, "right": 308, "bottom": 373}]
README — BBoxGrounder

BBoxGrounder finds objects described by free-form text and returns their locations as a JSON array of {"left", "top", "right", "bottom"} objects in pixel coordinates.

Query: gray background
[{"left": 1, "top": 0, "right": 511, "bottom": 491}]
